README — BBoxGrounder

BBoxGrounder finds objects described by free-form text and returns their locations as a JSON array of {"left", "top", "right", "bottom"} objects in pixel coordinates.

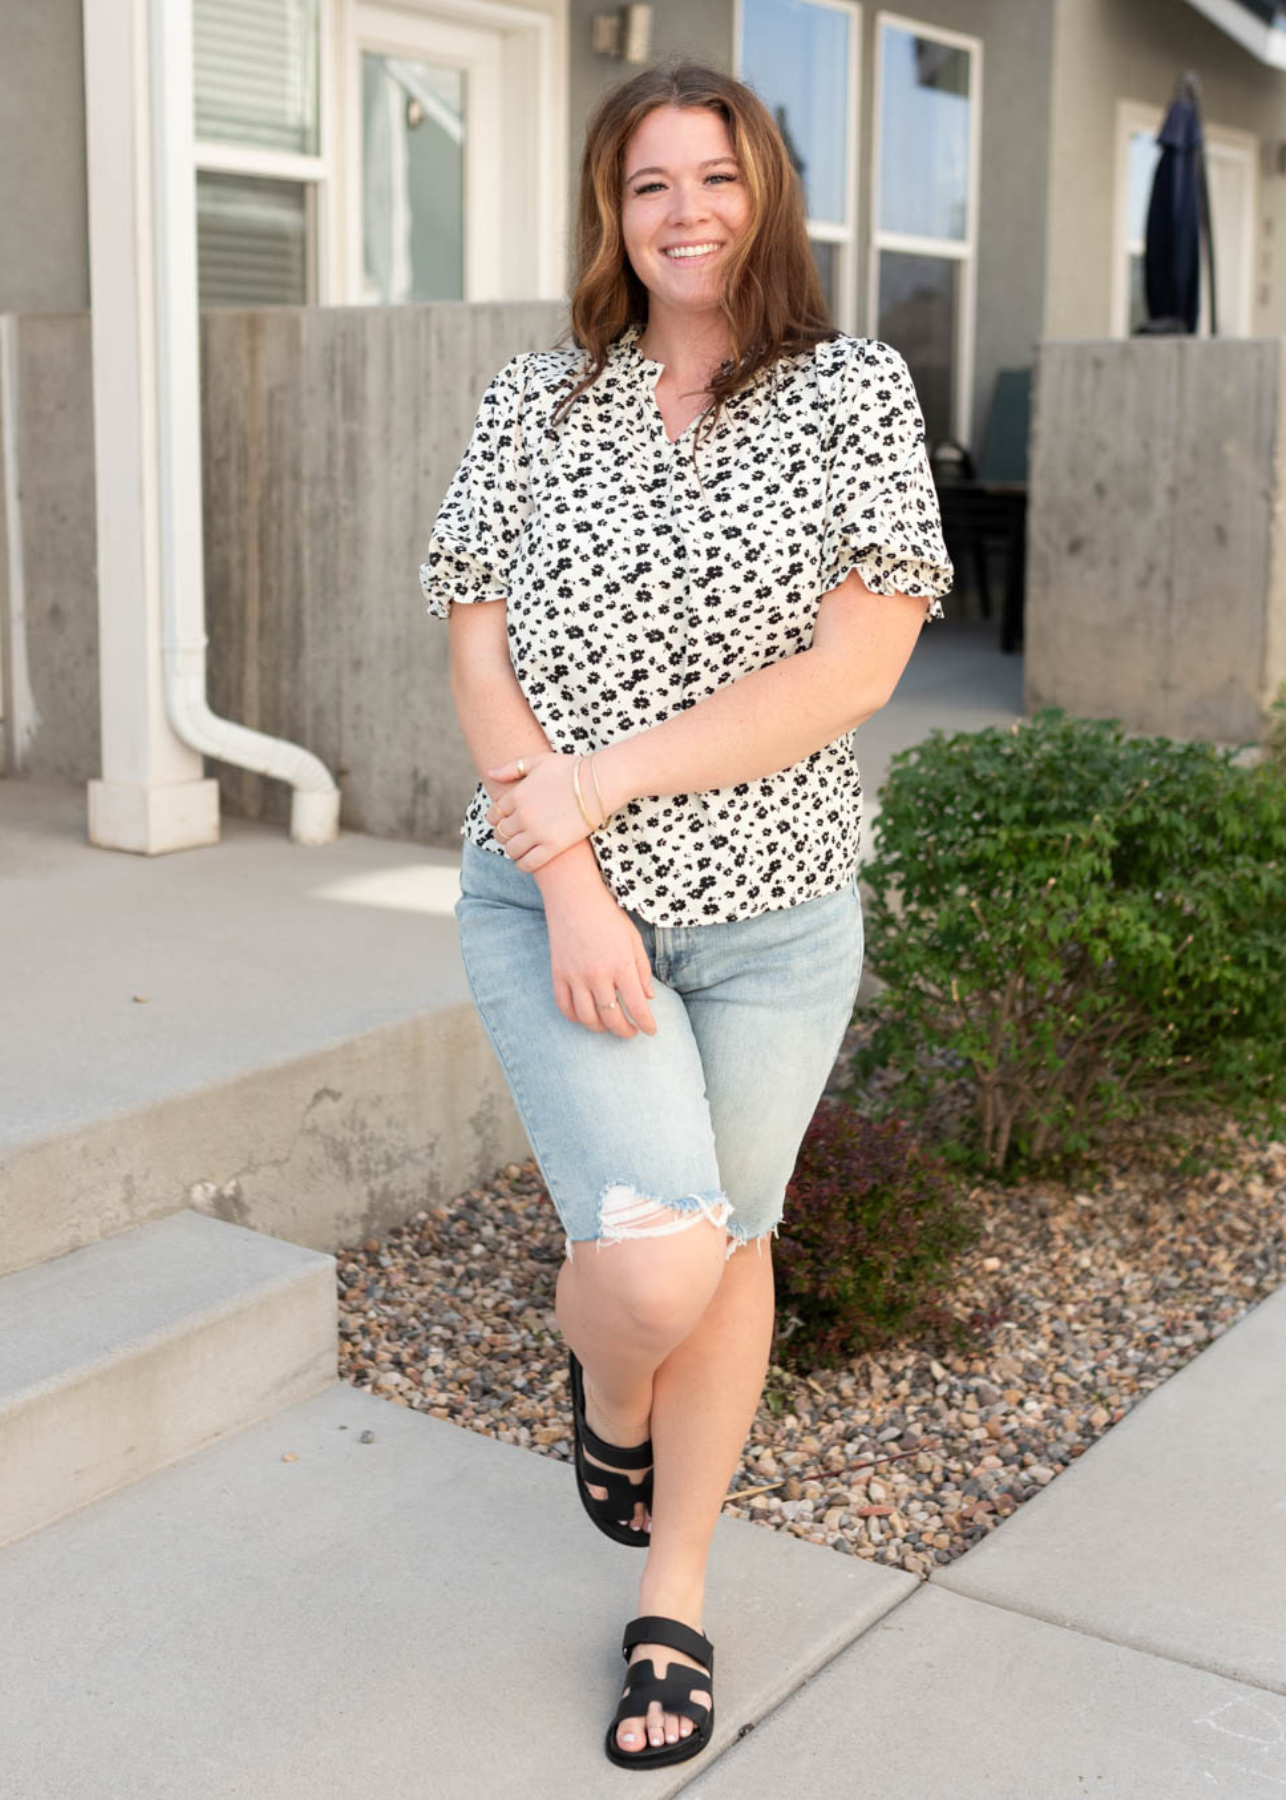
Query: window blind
[
  {"left": 196, "top": 172, "right": 308, "bottom": 307},
  {"left": 193, "top": 0, "right": 320, "bottom": 156}
]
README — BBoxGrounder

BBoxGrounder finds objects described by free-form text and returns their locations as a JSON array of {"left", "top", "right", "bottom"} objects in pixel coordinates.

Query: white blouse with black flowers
[{"left": 420, "top": 321, "right": 953, "bottom": 928}]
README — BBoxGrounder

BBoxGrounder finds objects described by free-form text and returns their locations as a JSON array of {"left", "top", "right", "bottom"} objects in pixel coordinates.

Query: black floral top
[{"left": 420, "top": 321, "right": 952, "bottom": 926}]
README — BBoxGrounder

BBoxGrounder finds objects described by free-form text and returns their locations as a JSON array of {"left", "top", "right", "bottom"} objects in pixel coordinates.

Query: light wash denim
[{"left": 454, "top": 837, "right": 864, "bottom": 1262}]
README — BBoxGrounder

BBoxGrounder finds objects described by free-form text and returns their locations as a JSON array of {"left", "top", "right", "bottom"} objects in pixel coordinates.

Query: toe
[
  {"left": 616, "top": 1715, "right": 645, "bottom": 1754},
  {"left": 646, "top": 1699, "right": 666, "bottom": 1747},
  {"left": 664, "top": 1710, "right": 680, "bottom": 1745}
]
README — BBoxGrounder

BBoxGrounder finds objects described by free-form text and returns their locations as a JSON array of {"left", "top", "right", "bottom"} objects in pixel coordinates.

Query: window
[
  {"left": 870, "top": 13, "right": 979, "bottom": 447},
  {"left": 1113, "top": 100, "right": 1257, "bottom": 338},
  {"left": 736, "top": 0, "right": 859, "bottom": 329},
  {"left": 193, "top": 0, "right": 326, "bottom": 306}
]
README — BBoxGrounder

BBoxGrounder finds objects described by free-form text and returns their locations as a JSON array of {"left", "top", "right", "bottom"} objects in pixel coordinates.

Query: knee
[
  {"left": 610, "top": 1257, "right": 711, "bottom": 1346},
  {"left": 577, "top": 1185, "right": 733, "bottom": 1347}
]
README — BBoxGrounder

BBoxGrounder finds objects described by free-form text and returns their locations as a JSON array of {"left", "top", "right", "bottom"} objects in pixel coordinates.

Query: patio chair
[{"left": 929, "top": 368, "right": 1031, "bottom": 654}]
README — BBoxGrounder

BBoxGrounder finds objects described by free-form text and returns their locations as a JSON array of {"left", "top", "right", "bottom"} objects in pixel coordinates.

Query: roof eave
[{"left": 1183, "top": 0, "right": 1286, "bottom": 68}]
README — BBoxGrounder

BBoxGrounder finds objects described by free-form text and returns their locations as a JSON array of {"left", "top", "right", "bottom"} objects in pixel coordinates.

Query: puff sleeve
[
  {"left": 419, "top": 355, "right": 534, "bottom": 619},
  {"left": 820, "top": 338, "right": 953, "bottom": 621}
]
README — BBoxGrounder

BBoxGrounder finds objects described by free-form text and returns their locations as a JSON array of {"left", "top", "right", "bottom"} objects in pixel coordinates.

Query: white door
[
  {"left": 346, "top": 4, "right": 504, "bottom": 303},
  {"left": 1201, "top": 140, "right": 1254, "bottom": 337}
]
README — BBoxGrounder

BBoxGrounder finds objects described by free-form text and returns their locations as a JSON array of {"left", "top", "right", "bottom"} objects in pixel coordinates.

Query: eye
[
  {"left": 707, "top": 173, "right": 737, "bottom": 184},
  {"left": 633, "top": 181, "right": 664, "bottom": 195}
]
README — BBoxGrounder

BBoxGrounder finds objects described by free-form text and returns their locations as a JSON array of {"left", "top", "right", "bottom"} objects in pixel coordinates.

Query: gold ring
[{"left": 516, "top": 758, "right": 526, "bottom": 775}]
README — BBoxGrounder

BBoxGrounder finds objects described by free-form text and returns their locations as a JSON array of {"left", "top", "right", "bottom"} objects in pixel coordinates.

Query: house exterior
[
  {"left": 3, "top": 0, "right": 1286, "bottom": 449},
  {"left": 2, "top": 0, "right": 1285, "bottom": 824}
]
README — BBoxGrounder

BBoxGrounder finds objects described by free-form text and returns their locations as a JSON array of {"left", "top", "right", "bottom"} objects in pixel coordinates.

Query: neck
[{"left": 637, "top": 302, "right": 732, "bottom": 387}]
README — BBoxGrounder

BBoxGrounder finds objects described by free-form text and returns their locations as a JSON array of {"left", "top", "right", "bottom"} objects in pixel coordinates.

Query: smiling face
[{"left": 619, "top": 104, "right": 752, "bottom": 322}]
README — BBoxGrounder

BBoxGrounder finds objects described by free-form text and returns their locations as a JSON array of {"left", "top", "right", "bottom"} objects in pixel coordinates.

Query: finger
[
  {"left": 620, "top": 964, "right": 658, "bottom": 1036},
  {"left": 484, "top": 763, "right": 522, "bottom": 781},
  {"left": 498, "top": 829, "right": 533, "bottom": 861},
  {"left": 570, "top": 982, "right": 606, "bottom": 1032},
  {"left": 552, "top": 975, "right": 574, "bottom": 1024},
  {"left": 595, "top": 991, "right": 636, "bottom": 1039}
]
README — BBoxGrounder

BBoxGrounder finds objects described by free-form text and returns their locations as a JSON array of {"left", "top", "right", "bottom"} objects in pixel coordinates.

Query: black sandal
[
  {"left": 568, "top": 1349, "right": 653, "bottom": 1547},
  {"left": 605, "top": 1614, "right": 716, "bottom": 1768}
]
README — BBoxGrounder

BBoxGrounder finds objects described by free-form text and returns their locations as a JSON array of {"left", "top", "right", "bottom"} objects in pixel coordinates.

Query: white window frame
[
  {"left": 193, "top": 2, "right": 334, "bottom": 304},
  {"left": 733, "top": 0, "right": 862, "bottom": 334},
  {"left": 869, "top": 10, "right": 980, "bottom": 445},
  {"left": 193, "top": 0, "right": 566, "bottom": 305},
  {"left": 1111, "top": 97, "right": 1258, "bottom": 339}
]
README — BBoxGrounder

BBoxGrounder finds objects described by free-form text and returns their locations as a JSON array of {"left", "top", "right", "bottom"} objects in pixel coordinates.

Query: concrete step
[
  {"left": 0, "top": 780, "right": 529, "bottom": 1281},
  {"left": 0, "top": 1209, "right": 337, "bottom": 1549},
  {"left": 0, "top": 1379, "right": 916, "bottom": 1798}
]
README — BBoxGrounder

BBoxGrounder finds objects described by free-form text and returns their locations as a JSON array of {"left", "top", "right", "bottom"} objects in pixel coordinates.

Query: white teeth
[{"left": 665, "top": 243, "right": 720, "bottom": 259}]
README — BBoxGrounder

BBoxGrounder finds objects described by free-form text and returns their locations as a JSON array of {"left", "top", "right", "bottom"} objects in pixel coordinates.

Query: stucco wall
[
  {"left": 1045, "top": 0, "right": 1286, "bottom": 341},
  {"left": 0, "top": 2, "right": 90, "bottom": 313}
]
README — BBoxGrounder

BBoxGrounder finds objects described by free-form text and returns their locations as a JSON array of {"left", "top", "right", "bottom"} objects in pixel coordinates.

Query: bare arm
[
  {"left": 447, "top": 599, "right": 607, "bottom": 906},
  {"left": 446, "top": 598, "right": 658, "bottom": 1037}
]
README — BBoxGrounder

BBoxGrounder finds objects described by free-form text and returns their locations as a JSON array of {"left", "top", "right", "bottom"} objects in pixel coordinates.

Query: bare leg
[
  {"left": 554, "top": 1209, "right": 729, "bottom": 1529},
  {"left": 612, "top": 1239, "right": 775, "bottom": 1754}
]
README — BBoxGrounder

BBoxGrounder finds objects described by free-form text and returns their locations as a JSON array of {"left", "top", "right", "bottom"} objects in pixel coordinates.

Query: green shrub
[
  {"left": 851, "top": 707, "right": 1286, "bottom": 1179},
  {"left": 774, "top": 1103, "right": 980, "bottom": 1368}
]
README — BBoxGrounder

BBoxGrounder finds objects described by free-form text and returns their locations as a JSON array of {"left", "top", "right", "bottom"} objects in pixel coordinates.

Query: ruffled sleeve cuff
[
  {"left": 822, "top": 339, "right": 954, "bottom": 623},
  {"left": 419, "top": 354, "right": 533, "bottom": 620},
  {"left": 419, "top": 536, "right": 510, "bottom": 620}
]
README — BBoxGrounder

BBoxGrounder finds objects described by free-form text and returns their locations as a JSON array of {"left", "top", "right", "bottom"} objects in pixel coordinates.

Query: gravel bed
[{"left": 337, "top": 1084, "right": 1285, "bottom": 1579}]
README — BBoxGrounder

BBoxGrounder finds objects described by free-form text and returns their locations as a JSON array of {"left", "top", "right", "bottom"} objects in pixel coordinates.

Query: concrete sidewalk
[
  {"left": 681, "top": 1276, "right": 1286, "bottom": 1800},
  {"left": 1, "top": 1268, "right": 1282, "bottom": 1797}
]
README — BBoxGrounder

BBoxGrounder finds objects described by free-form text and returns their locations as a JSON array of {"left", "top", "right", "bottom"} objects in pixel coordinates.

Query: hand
[
  {"left": 544, "top": 881, "right": 659, "bottom": 1038},
  {"left": 485, "top": 750, "right": 599, "bottom": 871}
]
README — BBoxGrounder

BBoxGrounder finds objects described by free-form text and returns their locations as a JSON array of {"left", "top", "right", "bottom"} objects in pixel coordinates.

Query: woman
[{"left": 420, "top": 61, "right": 952, "bottom": 1770}]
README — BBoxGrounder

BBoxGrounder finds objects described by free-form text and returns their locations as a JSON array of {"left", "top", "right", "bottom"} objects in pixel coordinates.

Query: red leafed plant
[{"left": 773, "top": 1101, "right": 980, "bottom": 1369}]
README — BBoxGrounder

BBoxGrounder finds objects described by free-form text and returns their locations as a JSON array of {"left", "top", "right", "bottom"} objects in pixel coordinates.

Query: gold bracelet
[
  {"left": 571, "top": 754, "right": 601, "bottom": 832},
  {"left": 588, "top": 754, "right": 613, "bottom": 827}
]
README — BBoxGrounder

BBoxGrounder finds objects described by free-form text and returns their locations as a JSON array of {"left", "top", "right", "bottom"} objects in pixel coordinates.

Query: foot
[
  {"left": 581, "top": 1374, "right": 653, "bottom": 1533},
  {"left": 613, "top": 1617, "right": 712, "bottom": 1754}
]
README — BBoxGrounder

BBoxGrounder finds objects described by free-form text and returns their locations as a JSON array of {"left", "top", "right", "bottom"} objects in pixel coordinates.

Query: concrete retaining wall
[
  {"left": 0, "top": 300, "right": 566, "bottom": 839},
  {"left": 1026, "top": 336, "right": 1286, "bottom": 744},
  {"left": 199, "top": 300, "right": 567, "bottom": 842}
]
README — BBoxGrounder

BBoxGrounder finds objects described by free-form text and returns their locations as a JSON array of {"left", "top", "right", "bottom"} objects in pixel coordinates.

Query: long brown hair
[{"left": 552, "top": 61, "right": 835, "bottom": 433}]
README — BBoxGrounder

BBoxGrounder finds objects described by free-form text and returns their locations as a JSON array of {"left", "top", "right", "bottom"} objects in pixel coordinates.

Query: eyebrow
[{"left": 625, "top": 156, "right": 739, "bottom": 184}]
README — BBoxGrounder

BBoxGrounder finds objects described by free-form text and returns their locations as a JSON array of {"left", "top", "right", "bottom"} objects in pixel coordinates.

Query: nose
[{"left": 666, "top": 179, "right": 712, "bottom": 227}]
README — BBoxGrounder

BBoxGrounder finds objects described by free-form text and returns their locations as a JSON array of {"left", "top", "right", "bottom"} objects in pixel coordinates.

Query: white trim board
[
  {"left": 1182, "top": 0, "right": 1286, "bottom": 69},
  {"left": 869, "top": 9, "right": 981, "bottom": 444}
]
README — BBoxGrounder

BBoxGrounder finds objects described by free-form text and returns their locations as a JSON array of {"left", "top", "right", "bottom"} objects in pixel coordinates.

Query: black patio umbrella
[{"left": 1140, "top": 70, "right": 1217, "bottom": 336}]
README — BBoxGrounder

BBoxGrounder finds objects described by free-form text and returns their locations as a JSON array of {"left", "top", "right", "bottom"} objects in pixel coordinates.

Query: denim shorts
[{"left": 454, "top": 837, "right": 864, "bottom": 1262}]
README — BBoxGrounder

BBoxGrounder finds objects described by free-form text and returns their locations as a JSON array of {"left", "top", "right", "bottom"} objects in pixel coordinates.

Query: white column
[{"left": 82, "top": 0, "right": 219, "bottom": 852}]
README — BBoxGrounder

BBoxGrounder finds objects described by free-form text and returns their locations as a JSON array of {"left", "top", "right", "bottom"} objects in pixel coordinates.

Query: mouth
[{"left": 663, "top": 242, "right": 723, "bottom": 262}]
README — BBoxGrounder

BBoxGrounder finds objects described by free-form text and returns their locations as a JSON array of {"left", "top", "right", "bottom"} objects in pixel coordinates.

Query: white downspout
[{"left": 151, "top": 0, "right": 339, "bottom": 846}]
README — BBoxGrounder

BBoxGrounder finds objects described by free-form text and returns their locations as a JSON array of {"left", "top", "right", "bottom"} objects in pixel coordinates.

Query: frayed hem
[
  {"left": 563, "top": 1181, "right": 734, "bottom": 1262},
  {"left": 722, "top": 1219, "right": 781, "bottom": 1261}
]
